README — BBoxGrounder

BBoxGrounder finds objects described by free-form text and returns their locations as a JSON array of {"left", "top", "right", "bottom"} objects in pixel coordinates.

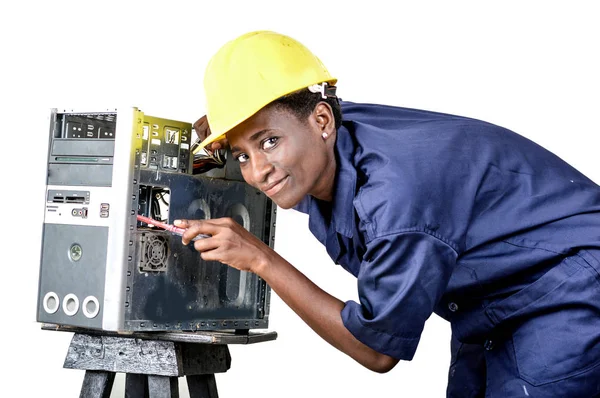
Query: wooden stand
[{"left": 42, "top": 324, "right": 277, "bottom": 398}]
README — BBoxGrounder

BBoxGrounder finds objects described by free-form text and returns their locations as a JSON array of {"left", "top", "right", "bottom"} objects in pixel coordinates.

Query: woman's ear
[
  {"left": 316, "top": 114, "right": 326, "bottom": 127},
  {"left": 314, "top": 102, "right": 336, "bottom": 138}
]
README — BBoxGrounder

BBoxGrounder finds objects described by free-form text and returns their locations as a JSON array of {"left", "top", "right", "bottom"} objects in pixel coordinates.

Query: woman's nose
[{"left": 250, "top": 154, "right": 273, "bottom": 184}]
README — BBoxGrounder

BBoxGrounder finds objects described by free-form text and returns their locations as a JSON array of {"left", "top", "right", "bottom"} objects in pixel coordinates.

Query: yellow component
[{"left": 195, "top": 30, "right": 337, "bottom": 153}]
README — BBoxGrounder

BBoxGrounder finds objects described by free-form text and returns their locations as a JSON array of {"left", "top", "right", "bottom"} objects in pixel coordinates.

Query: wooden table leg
[
  {"left": 148, "top": 375, "right": 179, "bottom": 398},
  {"left": 125, "top": 373, "right": 148, "bottom": 398},
  {"left": 79, "top": 370, "right": 115, "bottom": 398},
  {"left": 187, "top": 374, "right": 219, "bottom": 398}
]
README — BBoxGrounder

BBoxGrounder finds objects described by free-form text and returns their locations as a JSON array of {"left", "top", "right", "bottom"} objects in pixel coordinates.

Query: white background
[{"left": 1, "top": 1, "right": 599, "bottom": 397}]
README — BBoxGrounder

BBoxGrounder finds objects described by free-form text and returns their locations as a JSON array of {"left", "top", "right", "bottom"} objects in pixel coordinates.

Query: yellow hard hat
[{"left": 196, "top": 30, "right": 337, "bottom": 152}]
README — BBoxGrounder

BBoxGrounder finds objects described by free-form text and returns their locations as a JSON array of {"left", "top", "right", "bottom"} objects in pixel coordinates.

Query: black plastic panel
[{"left": 124, "top": 169, "right": 273, "bottom": 331}]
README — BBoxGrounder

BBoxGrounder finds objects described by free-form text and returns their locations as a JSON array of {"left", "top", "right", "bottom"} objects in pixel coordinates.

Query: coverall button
[{"left": 448, "top": 302, "right": 459, "bottom": 312}]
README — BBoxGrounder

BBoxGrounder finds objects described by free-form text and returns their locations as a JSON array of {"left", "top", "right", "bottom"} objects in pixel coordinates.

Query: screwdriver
[{"left": 136, "top": 215, "right": 210, "bottom": 241}]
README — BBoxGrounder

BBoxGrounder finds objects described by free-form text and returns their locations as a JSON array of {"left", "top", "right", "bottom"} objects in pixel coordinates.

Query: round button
[
  {"left": 448, "top": 302, "right": 459, "bottom": 312},
  {"left": 69, "top": 243, "right": 83, "bottom": 262},
  {"left": 43, "top": 292, "right": 60, "bottom": 314},
  {"left": 82, "top": 296, "right": 100, "bottom": 319},
  {"left": 63, "top": 293, "right": 80, "bottom": 316}
]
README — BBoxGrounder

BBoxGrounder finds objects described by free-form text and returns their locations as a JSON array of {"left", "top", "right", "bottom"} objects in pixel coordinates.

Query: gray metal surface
[
  {"left": 102, "top": 107, "right": 139, "bottom": 331},
  {"left": 47, "top": 163, "right": 114, "bottom": 186},
  {"left": 51, "top": 139, "right": 115, "bottom": 157},
  {"left": 37, "top": 224, "right": 108, "bottom": 329}
]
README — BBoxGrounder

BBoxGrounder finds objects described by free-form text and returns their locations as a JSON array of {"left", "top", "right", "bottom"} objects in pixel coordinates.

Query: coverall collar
[{"left": 328, "top": 124, "right": 357, "bottom": 238}]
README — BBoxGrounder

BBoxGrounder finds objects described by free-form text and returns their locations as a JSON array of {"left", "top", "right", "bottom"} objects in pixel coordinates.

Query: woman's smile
[{"left": 263, "top": 176, "right": 289, "bottom": 197}]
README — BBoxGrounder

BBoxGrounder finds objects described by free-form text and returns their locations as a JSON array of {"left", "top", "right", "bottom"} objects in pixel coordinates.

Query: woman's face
[{"left": 227, "top": 103, "right": 337, "bottom": 209}]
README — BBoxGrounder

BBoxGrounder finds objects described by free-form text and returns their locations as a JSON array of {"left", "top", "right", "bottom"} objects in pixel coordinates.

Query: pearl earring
[{"left": 322, "top": 132, "right": 328, "bottom": 139}]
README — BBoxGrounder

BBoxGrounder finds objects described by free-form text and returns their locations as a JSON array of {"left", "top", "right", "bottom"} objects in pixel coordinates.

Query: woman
[{"left": 175, "top": 31, "right": 600, "bottom": 397}]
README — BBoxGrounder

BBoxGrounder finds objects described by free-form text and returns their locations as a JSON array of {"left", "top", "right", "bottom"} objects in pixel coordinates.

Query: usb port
[
  {"left": 100, "top": 210, "right": 109, "bottom": 218},
  {"left": 52, "top": 196, "right": 65, "bottom": 203},
  {"left": 100, "top": 203, "right": 110, "bottom": 211}
]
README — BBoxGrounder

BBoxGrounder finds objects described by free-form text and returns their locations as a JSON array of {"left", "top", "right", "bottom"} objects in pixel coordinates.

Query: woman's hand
[
  {"left": 174, "top": 218, "right": 273, "bottom": 275},
  {"left": 174, "top": 217, "right": 398, "bottom": 373},
  {"left": 193, "top": 115, "right": 229, "bottom": 153}
]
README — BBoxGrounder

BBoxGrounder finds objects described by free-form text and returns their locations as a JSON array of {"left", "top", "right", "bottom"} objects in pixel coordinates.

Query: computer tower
[{"left": 37, "top": 107, "right": 275, "bottom": 332}]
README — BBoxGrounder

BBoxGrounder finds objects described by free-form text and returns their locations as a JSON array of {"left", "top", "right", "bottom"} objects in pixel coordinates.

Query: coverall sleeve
[{"left": 341, "top": 231, "right": 458, "bottom": 360}]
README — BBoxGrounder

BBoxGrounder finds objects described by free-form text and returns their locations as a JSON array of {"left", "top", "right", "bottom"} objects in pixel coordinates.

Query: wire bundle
[{"left": 190, "top": 137, "right": 226, "bottom": 174}]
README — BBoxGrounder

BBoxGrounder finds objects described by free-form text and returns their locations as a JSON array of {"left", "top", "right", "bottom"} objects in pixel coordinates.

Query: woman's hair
[{"left": 269, "top": 87, "right": 343, "bottom": 130}]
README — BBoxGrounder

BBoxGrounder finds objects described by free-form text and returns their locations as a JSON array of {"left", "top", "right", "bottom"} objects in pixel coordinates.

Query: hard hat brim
[{"left": 194, "top": 78, "right": 337, "bottom": 154}]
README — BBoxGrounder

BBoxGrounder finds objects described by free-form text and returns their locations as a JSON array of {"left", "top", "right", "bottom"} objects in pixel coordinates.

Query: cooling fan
[{"left": 139, "top": 233, "right": 169, "bottom": 272}]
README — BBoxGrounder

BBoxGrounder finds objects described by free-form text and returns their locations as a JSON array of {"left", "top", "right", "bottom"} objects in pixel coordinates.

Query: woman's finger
[
  {"left": 199, "top": 249, "right": 221, "bottom": 263},
  {"left": 193, "top": 116, "right": 211, "bottom": 141},
  {"left": 173, "top": 219, "right": 189, "bottom": 228},
  {"left": 180, "top": 220, "right": 223, "bottom": 244},
  {"left": 193, "top": 235, "right": 220, "bottom": 253}
]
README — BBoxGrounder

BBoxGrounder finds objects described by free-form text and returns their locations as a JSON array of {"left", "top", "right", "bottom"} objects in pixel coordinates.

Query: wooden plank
[
  {"left": 64, "top": 334, "right": 182, "bottom": 376},
  {"left": 180, "top": 344, "right": 231, "bottom": 375},
  {"left": 187, "top": 375, "right": 219, "bottom": 398},
  {"left": 64, "top": 333, "right": 232, "bottom": 376},
  {"left": 147, "top": 375, "right": 179, "bottom": 398},
  {"left": 125, "top": 373, "right": 148, "bottom": 398},
  {"left": 42, "top": 323, "right": 278, "bottom": 345},
  {"left": 79, "top": 370, "right": 115, "bottom": 398}
]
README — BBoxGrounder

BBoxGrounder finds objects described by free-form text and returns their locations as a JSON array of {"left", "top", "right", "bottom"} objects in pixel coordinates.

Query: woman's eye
[
  {"left": 236, "top": 153, "right": 249, "bottom": 163},
  {"left": 262, "top": 137, "right": 278, "bottom": 150}
]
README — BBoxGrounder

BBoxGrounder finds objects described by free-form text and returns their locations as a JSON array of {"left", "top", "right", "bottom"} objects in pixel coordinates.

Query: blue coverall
[{"left": 295, "top": 101, "right": 600, "bottom": 397}]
